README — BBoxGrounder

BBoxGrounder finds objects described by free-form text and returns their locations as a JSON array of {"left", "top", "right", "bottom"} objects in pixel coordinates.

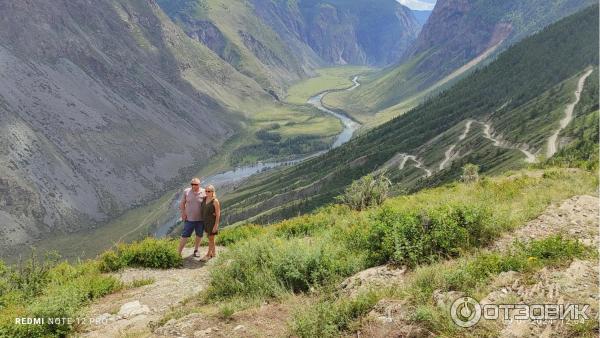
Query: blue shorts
[{"left": 181, "top": 221, "right": 205, "bottom": 238}]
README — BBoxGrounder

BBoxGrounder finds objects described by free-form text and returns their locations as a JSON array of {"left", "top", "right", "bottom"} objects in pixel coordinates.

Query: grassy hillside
[
  {"left": 199, "top": 168, "right": 596, "bottom": 337},
  {"left": 219, "top": 5, "right": 599, "bottom": 225},
  {"left": 0, "top": 168, "right": 598, "bottom": 337},
  {"left": 324, "top": 0, "right": 596, "bottom": 124},
  {"left": 1, "top": 166, "right": 595, "bottom": 337}
]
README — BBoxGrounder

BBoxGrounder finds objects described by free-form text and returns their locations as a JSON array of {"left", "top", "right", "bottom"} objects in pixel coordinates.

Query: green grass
[
  {"left": 0, "top": 256, "right": 122, "bottom": 337},
  {"left": 98, "top": 237, "right": 182, "bottom": 272},
  {"left": 285, "top": 66, "right": 374, "bottom": 105}
]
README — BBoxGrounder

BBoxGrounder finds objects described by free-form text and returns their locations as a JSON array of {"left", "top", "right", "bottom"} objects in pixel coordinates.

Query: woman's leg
[{"left": 208, "top": 235, "right": 216, "bottom": 257}]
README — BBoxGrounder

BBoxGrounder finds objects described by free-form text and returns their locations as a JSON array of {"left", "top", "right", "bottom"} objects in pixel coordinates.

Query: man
[{"left": 178, "top": 177, "right": 206, "bottom": 257}]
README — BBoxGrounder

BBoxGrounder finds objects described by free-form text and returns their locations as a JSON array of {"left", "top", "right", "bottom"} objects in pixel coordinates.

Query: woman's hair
[{"left": 206, "top": 184, "right": 216, "bottom": 198}]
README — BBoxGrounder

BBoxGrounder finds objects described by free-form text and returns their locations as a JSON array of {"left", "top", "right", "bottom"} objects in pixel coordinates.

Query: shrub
[
  {"left": 413, "top": 235, "right": 592, "bottom": 300},
  {"left": 291, "top": 291, "right": 378, "bottom": 338},
  {"left": 4, "top": 252, "right": 60, "bottom": 299},
  {"left": 273, "top": 214, "right": 329, "bottom": 239},
  {"left": 336, "top": 171, "right": 391, "bottom": 211},
  {"left": 206, "top": 237, "right": 365, "bottom": 301},
  {"left": 99, "top": 238, "right": 182, "bottom": 272},
  {"left": 461, "top": 163, "right": 480, "bottom": 183},
  {"left": 365, "top": 204, "right": 495, "bottom": 266},
  {"left": 517, "top": 234, "right": 592, "bottom": 264}
]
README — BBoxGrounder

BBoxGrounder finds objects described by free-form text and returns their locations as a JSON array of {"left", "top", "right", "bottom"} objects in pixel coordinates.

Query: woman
[{"left": 200, "top": 184, "right": 220, "bottom": 260}]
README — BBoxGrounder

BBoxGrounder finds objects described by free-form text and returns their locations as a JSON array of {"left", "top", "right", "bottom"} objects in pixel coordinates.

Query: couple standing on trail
[{"left": 177, "top": 177, "right": 221, "bottom": 260}]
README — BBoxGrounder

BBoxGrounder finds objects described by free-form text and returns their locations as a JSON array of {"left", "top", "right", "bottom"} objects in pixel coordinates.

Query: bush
[
  {"left": 336, "top": 171, "right": 391, "bottom": 211},
  {"left": 365, "top": 204, "right": 495, "bottom": 266},
  {"left": 99, "top": 238, "right": 182, "bottom": 272},
  {"left": 206, "top": 237, "right": 365, "bottom": 301},
  {"left": 273, "top": 214, "right": 329, "bottom": 239},
  {"left": 517, "top": 234, "right": 592, "bottom": 264},
  {"left": 412, "top": 235, "right": 592, "bottom": 301},
  {"left": 461, "top": 163, "right": 479, "bottom": 183},
  {"left": 2, "top": 252, "right": 60, "bottom": 300}
]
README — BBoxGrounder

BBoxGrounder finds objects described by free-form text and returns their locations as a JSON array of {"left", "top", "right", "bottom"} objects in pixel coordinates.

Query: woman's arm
[{"left": 212, "top": 199, "right": 221, "bottom": 234}]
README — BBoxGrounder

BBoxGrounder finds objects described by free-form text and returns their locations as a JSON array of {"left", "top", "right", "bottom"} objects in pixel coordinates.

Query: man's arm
[{"left": 179, "top": 191, "right": 187, "bottom": 221}]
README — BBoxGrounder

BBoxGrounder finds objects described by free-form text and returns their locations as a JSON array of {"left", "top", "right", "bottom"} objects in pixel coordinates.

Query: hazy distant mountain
[{"left": 411, "top": 9, "right": 432, "bottom": 26}]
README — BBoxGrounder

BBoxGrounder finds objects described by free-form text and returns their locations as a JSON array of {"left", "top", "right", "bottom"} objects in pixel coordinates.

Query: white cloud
[{"left": 397, "top": 0, "right": 436, "bottom": 11}]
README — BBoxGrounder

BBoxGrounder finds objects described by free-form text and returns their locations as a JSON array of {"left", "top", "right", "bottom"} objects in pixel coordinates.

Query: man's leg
[
  {"left": 179, "top": 221, "right": 193, "bottom": 256},
  {"left": 194, "top": 235, "right": 202, "bottom": 252},
  {"left": 178, "top": 237, "right": 188, "bottom": 257}
]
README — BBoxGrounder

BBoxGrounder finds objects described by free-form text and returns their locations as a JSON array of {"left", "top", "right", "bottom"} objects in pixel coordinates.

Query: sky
[{"left": 397, "top": 0, "right": 436, "bottom": 11}]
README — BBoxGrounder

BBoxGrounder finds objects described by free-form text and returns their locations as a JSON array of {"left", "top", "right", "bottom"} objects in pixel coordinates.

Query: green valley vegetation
[
  {"left": 219, "top": 5, "right": 599, "bottom": 226},
  {"left": 284, "top": 66, "right": 374, "bottom": 105}
]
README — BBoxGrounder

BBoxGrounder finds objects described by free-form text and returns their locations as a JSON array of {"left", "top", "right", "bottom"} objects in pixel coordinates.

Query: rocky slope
[{"left": 0, "top": 0, "right": 272, "bottom": 253}]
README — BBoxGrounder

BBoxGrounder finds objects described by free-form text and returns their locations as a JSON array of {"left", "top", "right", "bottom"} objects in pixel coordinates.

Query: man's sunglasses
[{"left": 191, "top": 183, "right": 199, "bottom": 186}]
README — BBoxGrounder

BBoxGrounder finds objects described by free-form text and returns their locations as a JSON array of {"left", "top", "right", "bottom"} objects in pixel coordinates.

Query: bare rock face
[
  {"left": 0, "top": 0, "right": 271, "bottom": 252},
  {"left": 339, "top": 265, "right": 407, "bottom": 296}
]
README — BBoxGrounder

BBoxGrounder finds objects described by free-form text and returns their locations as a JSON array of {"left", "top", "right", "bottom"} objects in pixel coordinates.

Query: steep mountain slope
[
  {"left": 220, "top": 5, "right": 599, "bottom": 225},
  {"left": 157, "top": 0, "right": 319, "bottom": 95},
  {"left": 0, "top": 0, "right": 281, "bottom": 251},
  {"left": 158, "top": 0, "right": 420, "bottom": 94},
  {"left": 324, "top": 0, "right": 595, "bottom": 120}
]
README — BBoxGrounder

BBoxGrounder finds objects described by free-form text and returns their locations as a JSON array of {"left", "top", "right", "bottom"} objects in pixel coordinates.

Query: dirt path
[
  {"left": 347, "top": 76, "right": 360, "bottom": 91},
  {"left": 492, "top": 194, "right": 598, "bottom": 250},
  {"left": 484, "top": 194, "right": 598, "bottom": 337},
  {"left": 481, "top": 121, "right": 537, "bottom": 163},
  {"left": 546, "top": 68, "right": 594, "bottom": 158},
  {"left": 439, "top": 120, "right": 473, "bottom": 170},
  {"left": 79, "top": 247, "right": 222, "bottom": 337},
  {"left": 383, "top": 152, "right": 432, "bottom": 178}
]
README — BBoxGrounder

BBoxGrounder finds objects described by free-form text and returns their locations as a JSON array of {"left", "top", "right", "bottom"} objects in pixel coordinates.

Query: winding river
[{"left": 154, "top": 77, "right": 361, "bottom": 237}]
